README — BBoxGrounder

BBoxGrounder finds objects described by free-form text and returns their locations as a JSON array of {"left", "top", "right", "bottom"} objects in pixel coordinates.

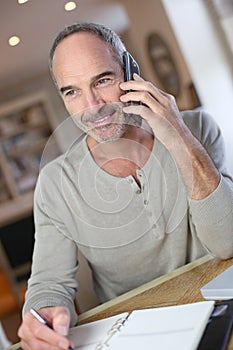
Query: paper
[{"left": 68, "top": 301, "right": 214, "bottom": 350}]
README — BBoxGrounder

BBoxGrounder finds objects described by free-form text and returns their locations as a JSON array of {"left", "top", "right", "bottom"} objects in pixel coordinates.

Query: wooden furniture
[
  {"left": 0, "top": 267, "right": 24, "bottom": 318},
  {"left": 6, "top": 255, "right": 233, "bottom": 350},
  {"left": 0, "top": 91, "right": 60, "bottom": 227}
]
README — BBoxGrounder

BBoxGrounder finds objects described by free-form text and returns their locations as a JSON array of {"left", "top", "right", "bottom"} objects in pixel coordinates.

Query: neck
[{"left": 86, "top": 124, "right": 154, "bottom": 179}]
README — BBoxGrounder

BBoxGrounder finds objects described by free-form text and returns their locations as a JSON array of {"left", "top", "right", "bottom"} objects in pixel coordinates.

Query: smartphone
[
  {"left": 123, "top": 51, "right": 140, "bottom": 81},
  {"left": 122, "top": 51, "right": 142, "bottom": 128}
]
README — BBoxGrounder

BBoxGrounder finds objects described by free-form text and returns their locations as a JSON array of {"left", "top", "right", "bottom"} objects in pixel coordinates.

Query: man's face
[{"left": 52, "top": 32, "right": 128, "bottom": 143}]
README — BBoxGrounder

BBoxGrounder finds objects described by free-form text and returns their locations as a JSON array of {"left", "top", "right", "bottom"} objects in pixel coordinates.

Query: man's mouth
[
  {"left": 82, "top": 103, "right": 121, "bottom": 128},
  {"left": 89, "top": 113, "right": 115, "bottom": 127}
]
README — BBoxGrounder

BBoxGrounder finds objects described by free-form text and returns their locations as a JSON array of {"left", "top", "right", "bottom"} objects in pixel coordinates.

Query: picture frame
[{"left": 147, "top": 32, "right": 180, "bottom": 97}]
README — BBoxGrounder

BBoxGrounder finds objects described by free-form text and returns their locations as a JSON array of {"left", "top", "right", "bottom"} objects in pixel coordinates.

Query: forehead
[{"left": 52, "top": 32, "right": 120, "bottom": 85}]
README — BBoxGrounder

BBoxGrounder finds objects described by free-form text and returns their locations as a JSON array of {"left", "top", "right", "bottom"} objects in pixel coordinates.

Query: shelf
[
  {"left": 3, "top": 138, "right": 49, "bottom": 158},
  {"left": 0, "top": 91, "right": 61, "bottom": 226},
  {"left": 0, "top": 122, "right": 51, "bottom": 141}
]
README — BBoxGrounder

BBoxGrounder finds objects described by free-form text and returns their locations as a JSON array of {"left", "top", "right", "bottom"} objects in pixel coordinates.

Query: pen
[{"left": 30, "top": 308, "right": 74, "bottom": 350}]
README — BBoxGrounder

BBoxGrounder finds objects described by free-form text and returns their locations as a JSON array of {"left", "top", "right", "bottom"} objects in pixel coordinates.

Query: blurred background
[{"left": 0, "top": 0, "right": 233, "bottom": 346}]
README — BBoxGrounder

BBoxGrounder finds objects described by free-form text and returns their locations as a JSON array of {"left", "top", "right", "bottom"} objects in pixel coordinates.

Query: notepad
[
  {"left": 200, "top": 264, "right": 233, "bottom": 300},
  {"left": 68, "top": 301, "right": 215, "bottom": 350}
]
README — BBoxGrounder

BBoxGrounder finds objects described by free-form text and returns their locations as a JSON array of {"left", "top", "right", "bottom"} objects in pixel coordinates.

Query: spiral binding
[{"left": 95, "top": 315, "right": 129, "bottom": 349}]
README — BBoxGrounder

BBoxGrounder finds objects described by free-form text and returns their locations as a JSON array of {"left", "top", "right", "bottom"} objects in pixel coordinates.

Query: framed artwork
[{"left": 147, "top": 32, "right": 180, "bottom": 97}]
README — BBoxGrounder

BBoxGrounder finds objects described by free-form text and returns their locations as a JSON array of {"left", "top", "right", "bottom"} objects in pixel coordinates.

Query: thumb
[{"left": 52, "top": 306, "right": 71, "bottom": 336}]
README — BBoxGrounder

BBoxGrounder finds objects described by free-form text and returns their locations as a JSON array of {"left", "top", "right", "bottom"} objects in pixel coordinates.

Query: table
[
  {"left": 7, "top": 254, "right": 233, "bottom": 350},
  {"left": 78, "top": 254, "right": 233, "bottom": 349}
]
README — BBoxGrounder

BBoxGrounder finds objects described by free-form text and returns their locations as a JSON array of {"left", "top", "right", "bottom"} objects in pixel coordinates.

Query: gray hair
[{"left": 49, "top": 22, "right": 126, "bottom": 87}]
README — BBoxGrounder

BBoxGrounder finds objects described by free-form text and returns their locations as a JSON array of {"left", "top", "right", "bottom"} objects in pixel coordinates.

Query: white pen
[{"left": 30, "top": 308, "right": 51, "bottom": 327}]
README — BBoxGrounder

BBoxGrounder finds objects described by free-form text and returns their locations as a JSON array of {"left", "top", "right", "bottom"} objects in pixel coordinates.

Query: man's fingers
[
  {"left": 51, "top": 306, "right": 71, "bottom": 336},
  {"left": 20, "top": 338, "right": 65, "bottom": 350},
  {"left": 18, "top": 307, "right": 72, "bottom": 350},
  {"left": 39, "top": 306, "right": 71, "bottom": 335}
]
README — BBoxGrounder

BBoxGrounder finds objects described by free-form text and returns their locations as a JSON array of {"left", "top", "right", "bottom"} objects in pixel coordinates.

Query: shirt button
[
  {"left": 128, "top": 178, "right": 133, "bottom": 184},
  {"left": 144, "top": 199, "right": 149, "bottom": 205},
  {"left": 152, "top": 223, "right": 156, "bottom": 229},
  {"left": 136, "top": 189, "right": 141, "bottom": 194}
]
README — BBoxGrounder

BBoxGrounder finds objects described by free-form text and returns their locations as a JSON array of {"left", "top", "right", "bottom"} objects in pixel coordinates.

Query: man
[{"left": 18, "top": 22, "right": 233, "bottom": 349}]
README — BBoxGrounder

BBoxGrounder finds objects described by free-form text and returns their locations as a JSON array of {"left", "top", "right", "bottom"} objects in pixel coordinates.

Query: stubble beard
[{"left": 73, "top": 102, "right": 130, "bottom": 144}]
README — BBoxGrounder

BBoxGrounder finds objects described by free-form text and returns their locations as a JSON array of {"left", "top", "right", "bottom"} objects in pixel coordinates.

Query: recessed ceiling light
[
  {"left": 8, "top": 36, "right": 21, "bottom": 47},
  {"left": 64, "top": 1, "right": 77, "bottom": 11},
  {"left": 18, "top": 0, "right": 29, "bottom": 4}
]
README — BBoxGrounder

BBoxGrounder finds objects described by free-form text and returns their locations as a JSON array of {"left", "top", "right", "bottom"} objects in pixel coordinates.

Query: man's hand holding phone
[{"left": 119, "top": 73, "right": 184, "bottom": 152}]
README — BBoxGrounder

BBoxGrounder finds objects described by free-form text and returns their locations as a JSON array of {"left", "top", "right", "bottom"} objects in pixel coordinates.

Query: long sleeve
[
  {"left": 189, "top": 175, "right": 233, "bottom": 259},
  {"left": 183, "top": 110, "right": 233, "bottom": 259},
  {"left": 22, "top": 169, "right": 79, "bottom": 327}
]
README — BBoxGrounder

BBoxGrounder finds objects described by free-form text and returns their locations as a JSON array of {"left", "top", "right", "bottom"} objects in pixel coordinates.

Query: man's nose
[{"left": 84, "top": 89, "right": 104, "bottom": 109}]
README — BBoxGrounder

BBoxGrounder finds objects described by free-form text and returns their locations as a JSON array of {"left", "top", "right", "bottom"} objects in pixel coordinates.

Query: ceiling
[{"left": 0, "top": 0, "right": 129, "bottom": 90}]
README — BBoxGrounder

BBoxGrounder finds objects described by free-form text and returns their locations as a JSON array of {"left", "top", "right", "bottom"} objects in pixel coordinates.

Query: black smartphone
[
  {"left": 123, "top": 51, "right": 140, "bottom": 81},
  {"left": 122, "top": 51, "right": 142, "bottom": 128}
]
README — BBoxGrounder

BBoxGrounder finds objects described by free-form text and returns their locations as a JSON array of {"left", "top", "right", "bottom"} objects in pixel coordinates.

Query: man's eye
[
  {"left": 96, "top": 78, "right": 113, "bottom": 87},
  {"left": 65, "top": 90, "right": 76, "bottom": 97}
]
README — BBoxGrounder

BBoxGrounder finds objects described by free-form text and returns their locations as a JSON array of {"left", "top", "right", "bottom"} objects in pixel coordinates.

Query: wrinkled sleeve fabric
[
  {"left": 183, "top": 110, "right": 233, "bottom": 259},
  {"left": 189, "top": 176, "right": 233, "bottom": 258},
  {"left": 22, "top": 165, "right": 79, "bottom": 327}
]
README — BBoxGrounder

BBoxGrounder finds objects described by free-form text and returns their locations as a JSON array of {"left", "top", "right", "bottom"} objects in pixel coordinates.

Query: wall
[{"left": 162, "top": 0, "right": 233, "bottom": 174}]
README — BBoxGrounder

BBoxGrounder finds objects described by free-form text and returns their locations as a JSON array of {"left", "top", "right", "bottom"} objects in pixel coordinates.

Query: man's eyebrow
[{"left": 91, "top": 70, "right": 116, "bottom": 83}]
